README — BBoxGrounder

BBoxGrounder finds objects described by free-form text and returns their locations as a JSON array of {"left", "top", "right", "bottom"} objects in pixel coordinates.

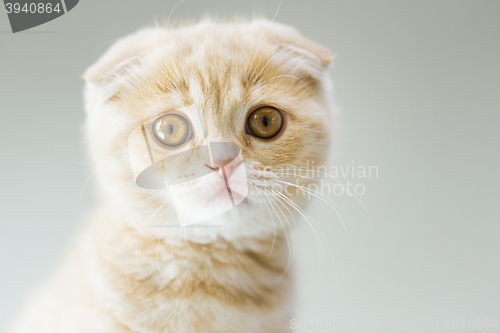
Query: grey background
[{"left": 1, "top": 0, "right": 499, "bottom": 331}]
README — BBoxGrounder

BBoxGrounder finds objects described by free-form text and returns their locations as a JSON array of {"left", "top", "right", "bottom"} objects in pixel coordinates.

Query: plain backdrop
[{"left": 1, "top": 1, "right": 499, "bottom": 332}]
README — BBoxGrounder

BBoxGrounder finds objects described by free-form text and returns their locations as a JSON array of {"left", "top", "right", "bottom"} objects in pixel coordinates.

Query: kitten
[{"left": 10, "top": 19, "right": 335, "bottom": 333}]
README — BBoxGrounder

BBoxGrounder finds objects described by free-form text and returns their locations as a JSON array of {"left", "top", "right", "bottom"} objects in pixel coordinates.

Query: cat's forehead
[
  {"left": 102, "top": 20, "right": 332, "bottom": 139},
  {"left": 129, "top": 35, "right": 313, "bottom": 116},
  {"left": 149, "top": 29, "right": 292, "bottom": 103}
]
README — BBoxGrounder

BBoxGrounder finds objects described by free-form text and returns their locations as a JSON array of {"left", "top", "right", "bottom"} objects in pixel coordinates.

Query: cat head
[{"left": 83, "top": 19, "right": 335, "bottom": 243}]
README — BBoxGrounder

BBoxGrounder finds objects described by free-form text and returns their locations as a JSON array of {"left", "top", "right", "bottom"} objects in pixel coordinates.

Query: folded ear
[
  {"left": 83, "top": 28, "right": 166, "bottom": 85},
  {"left": 262, "top": 21, "right": 335, "bottom": 67}
]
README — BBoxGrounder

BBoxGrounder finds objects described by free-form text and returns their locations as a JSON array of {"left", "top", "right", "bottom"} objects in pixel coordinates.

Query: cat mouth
[
  {"left": 222, "top": 174, "right": 235, "bottom": 201},
  {"left": 206, "top": 180, "right": 248, "bottom": 206},
  {"left": 211, "top": 184, "right": 235, "bottom": 202}
]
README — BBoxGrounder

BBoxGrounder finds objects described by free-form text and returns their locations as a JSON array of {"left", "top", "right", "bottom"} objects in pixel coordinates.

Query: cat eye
[
  {"left": 246, "top": 106, "right": 283, "bottom": 139},
  {"left": 152, "top": 114, "right": 190, "bottom": 147}
]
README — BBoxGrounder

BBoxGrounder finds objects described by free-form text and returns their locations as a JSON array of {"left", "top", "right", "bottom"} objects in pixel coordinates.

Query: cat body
[{"left": 10, "top": 19, "right": 334, "bottom": 333}]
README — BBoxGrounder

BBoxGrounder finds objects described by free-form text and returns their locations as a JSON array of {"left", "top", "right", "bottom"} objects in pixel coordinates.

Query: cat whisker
[
  {"left": 271, "top": 189, "right": 323, "bottom": 257},
  {"left": 257, "top": 192, "right": 277, "bottom": 260},
  {"left": 272, "top": 190, "right": 337, "bottom": 293},
  {"left": 252, "top": 39, "right": 304, "bottom": 83},
  {"left": 248, "top": 0, "right": 282, "bottom": 73},
  {"left": 166, "top": 0, "right": 187, "bottom": 31},
  {"left": 265, "top": 189, "right": 296, "bottom": 284},
  {"left": 276, "top": 170, "right": 372, "bottom": 227},
  {"left": 276, "top": 170, "right": 355, "bottom": 210},
  {"left": 256, "top": 189, "right": 266, "bottom": 232},
  {"left": 259, "top": 74, "right": 304, "bottom": 86},
  {"left": 271, "top": 179, "right": 348, "bottom": 234},
  {"left": 266, "top": 191, "right": 293, "bottom": 268}
]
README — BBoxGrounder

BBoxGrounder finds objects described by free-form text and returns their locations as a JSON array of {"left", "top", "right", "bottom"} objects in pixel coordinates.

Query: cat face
[{"left": 83, "top": 20, "right": 335, "bottom": 241}]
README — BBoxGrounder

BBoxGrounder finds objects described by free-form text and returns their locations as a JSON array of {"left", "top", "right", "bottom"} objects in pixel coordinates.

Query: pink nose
[
  {"left": 218, "top": 165, "right": 233, "bottom": 180},
  {"left": 214, "top": 156, "right": 235, "bottom": 180},
  {"left": 205, "top": 161, "right": 234, "bottom": 180}
]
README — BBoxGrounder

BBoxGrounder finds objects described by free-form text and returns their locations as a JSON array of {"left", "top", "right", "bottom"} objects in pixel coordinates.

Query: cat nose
[
  {"left": 214, "top": 159, "right": 234, "bottom": 180},
  {"left": 206, "top": 141, "right": 241, "bottom": 181},
  {"left": 205, "top": 159, "right": 235, "bottom": 180}
]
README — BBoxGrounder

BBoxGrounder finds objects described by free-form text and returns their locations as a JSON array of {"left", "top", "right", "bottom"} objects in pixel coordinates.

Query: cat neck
[{"left": 85, "top": 207, "right": 292, "bottom": 291}]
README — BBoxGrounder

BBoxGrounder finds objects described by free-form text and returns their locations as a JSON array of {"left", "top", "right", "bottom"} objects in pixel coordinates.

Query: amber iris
[
  {"left": 247, "top": 107, "right": 283, "bottom": 139},
  {"left": 152, "top": 114, "right": 190, "bottom": 147}
]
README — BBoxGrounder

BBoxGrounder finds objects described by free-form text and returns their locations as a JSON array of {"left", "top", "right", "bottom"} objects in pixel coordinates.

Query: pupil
[
  {"left": 167, "top": 124, "right": 175, "bottom": 136},
  {"left": 262, "top": 115, "right": 269, "bottom": 127}
]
